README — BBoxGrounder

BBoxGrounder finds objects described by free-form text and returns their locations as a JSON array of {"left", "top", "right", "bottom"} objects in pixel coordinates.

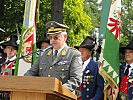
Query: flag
[
  {"left": 99, "top": 0, "right": 121, "bottom": 100},
  {"left": 14, "top": 0, "right": 39, "bottom": 76}
]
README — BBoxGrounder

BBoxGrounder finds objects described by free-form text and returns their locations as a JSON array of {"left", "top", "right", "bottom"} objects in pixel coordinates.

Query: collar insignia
[
  {"left": 47, "top": 50, "right": 52, "bottom": 55},
  {"left": 61, "top": 49, "right": 66, "bottom": 56},
  {"left": 60, "top": 74, "right": 65, "bottom": 79}
]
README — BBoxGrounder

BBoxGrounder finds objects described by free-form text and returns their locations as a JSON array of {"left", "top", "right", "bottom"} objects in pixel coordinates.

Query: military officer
[
  {"left": 75, "top": 36, "right": 104, "bottom": 100},
  {"left": 24, "top": 21, "right": 83, "bottom": 92},
  {"left": 119, "top": 40, "right": 133, "bottom": 100}
]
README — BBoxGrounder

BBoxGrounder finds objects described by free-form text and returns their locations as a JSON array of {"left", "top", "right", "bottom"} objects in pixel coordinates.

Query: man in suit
[
  {"left": 119, "top": 40, "right": 133, "bottom": 100},
  {"left": 24, "top": 21, "right": 83, "bottom": 92},
  {"left": 75, "top": 36, "right": 104, "bottom": 100}
]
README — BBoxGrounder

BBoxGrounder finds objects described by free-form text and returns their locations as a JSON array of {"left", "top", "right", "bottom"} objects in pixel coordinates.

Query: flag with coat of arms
[
  {"left": 99, "top": 0, "right": 121, "bottom": 99},
  {"left": 14, "top": 0, "right": 39, "bottom": 76}
]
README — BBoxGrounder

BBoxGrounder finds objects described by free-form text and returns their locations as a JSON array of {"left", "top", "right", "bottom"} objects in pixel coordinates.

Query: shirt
[
  {"left": 125, "top": 63, "right": 133, "bottom": 76},
  {"left": 82, "top": 58, "right": 90, "bottom": 71},
  {"left": 53, "top": 43, "right": 66, "bottom": 56},
  {"left": 6, "top": 56, "right": 16, "bottom": 63}
]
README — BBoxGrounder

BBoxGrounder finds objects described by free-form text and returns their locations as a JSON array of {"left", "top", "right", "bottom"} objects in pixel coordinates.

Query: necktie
[
  {"left": 6, "top": 60, "right": 10, "bottom": 65},
  {"left": 53, "top": 50, "right": 58, "bottom": 58},
  {"left": 124, "top": 65, "right": 131, "bottom": 75}
]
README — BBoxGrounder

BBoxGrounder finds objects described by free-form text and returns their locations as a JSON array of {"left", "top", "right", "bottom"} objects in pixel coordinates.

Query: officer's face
[
  {"left": 79, "top": 47, "right": 92, "bottom": 62},
  {"left": 49, "top": 33, "right": 67, "bottom": 50},
  {"left": 5, "top": 46, "right": 17, "bottom": 59},
  {"left": 125, "top": 49, "right": 133, "bottom": 64}
]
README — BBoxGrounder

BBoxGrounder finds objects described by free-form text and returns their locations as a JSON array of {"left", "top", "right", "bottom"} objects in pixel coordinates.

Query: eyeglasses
[{"left": 48, "top": 35, "right": 62, "bottom": 40}]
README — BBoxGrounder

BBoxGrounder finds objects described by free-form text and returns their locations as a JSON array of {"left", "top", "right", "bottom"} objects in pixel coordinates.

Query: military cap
[
  {"left": 75, "top": 36, "right": 95, "bottom": 51},
  {"left": 120, "top": 39, "right": 133, "bottom": 55},
  {"left": 46, "top": 21, "right": 69, "bottom": 34}
]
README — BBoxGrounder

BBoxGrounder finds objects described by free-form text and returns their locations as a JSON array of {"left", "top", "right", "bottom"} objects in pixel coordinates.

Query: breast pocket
[
  {"left": 56, "top": 64, "right": 69, "bottom": 72},
  {"left": 56, "top": 64, "right": 69, "bottom": 82},
  {"left": 39, "top": 61, "right": 47, "bottom": 76}
]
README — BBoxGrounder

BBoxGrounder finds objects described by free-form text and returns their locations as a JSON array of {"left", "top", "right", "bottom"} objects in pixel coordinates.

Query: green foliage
[
  {"left": 37, "top": 0, "right": 51, "bottom": 40},
  {"left": 63, "top": 0, "right": 93, "bottom": 47},
  {"left": 0, "top": 0, "right": 132, "bottom": 48},
  {"left": 0, "top": 0, "right": 25, "bottom": 40},
  {"left": 120, "top": 0, "right": 133, "bottom": 44},
  {"left": 0, "top": 0, "right": 93, "bottom": 47},
  {"left": 83, "top": 0, "right": 100, "bottom": 30}
]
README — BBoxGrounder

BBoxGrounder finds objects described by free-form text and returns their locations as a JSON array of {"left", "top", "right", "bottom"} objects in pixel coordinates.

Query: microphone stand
[{"left": 0, "top": 45, "right": 53, "bottom": 67}]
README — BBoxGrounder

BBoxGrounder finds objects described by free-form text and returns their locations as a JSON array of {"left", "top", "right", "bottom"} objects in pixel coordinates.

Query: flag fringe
[{"left": 99, "top": 66, "right": 119, "bottom": 100}]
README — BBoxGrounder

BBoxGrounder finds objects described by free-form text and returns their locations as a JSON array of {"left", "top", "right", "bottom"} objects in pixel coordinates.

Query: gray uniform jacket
[{"left": 24, "top": 44, "right": 82, "bottom": 92}]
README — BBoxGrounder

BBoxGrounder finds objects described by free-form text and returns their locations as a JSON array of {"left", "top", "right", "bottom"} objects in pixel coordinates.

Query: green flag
[
  {"left": 99, "top": 0, "right": 121, "bottom": 99},
  {"left": 14, "top": 0, "right": 39, "bottom": 76}
]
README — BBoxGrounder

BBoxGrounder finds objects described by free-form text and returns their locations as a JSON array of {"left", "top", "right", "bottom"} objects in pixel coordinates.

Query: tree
[
  {"left": 120, "top": 0, "right": 133, "bottom": 45},
  {"left": 36, "top": 0, "right": 51, "bottom": 40},
  {"left": 0, "top": 0, "right": 25, "bottom": 41},
  {"left": 0, "top": 0, "right": 93, "bottom": 47},
  {"left": 51, "top": 0, "right": 64, "bottom": 23},
  {"left": 83, "top": 0, "right": 101, "bottom": 31},
  {"left": 63, "top": 0, "right": 93, "bottom": 47}
]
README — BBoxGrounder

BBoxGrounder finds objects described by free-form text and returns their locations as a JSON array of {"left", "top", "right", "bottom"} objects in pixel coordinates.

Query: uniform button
[
  {"left": 49, "top": 67, "right": 52, "bottom": 69},
  {"left": 86, "top": 88, "right": 89, "bottom": 91},
  {"left": 126, "top": 82, "right": 128, "bottom": 84},
  {"left": 86, "top": 70, "right": 90, "bottom": 74},
  {"left": 40, "top": 67, "right": 42, "bottom": 69},
  {"left": 61, "top": 69, "right": 64, "bottom": 71},
  {"left": 87, "top": 82, "right": 89, "bottom": 84},
  {"left": 48, "top": 75, "right": 51, "bottom": 77},
  {"left": 83, "top": 85, "right": 86, "bottom": 88},
  {"left": 132, "top": 92, "right": 133, "bottom": 94},
  {"left": 86, "top": 95, "right": 89, "bottom": 98}
]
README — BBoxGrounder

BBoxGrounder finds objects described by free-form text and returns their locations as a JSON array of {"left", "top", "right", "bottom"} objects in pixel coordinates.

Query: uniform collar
[
  {"left": 125, "top": 63, "right": 133, "bottom": 76},
  {"left": 126, "top": 63, "right": 133, "bottom": 68},
  {"left": 6, "top": 55, "right": 16, "bottom": 62},
  {"left": 82, "top": 58, "right": 90, "bottom": 71},
  {"left": 53, "top": 43, "right": 66, "bottom": 55}
]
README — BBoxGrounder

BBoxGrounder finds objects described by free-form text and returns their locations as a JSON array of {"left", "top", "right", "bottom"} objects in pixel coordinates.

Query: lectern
[{"left": 0, "top": 76, "right": 77, "bottom": 100}]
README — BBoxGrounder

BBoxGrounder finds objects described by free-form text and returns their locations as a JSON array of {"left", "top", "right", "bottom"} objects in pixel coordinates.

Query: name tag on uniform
[{"left": 57, "top": 61, "right": 70, "bottom": 66}]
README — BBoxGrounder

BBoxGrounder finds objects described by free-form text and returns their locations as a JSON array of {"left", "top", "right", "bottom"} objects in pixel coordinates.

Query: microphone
[
  {"left": 0, "top": 45, "right": 53, "bottom": 67},
  {"left": 39, "top": 45, "right": 53, "bottom": 52}
]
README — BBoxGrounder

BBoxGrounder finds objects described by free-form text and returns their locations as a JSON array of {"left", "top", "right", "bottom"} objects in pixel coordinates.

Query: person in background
[
  {"left": 36, "top": 35, "right": 50, "bottom": 49},
  {"left": 0, "top": 35, "right": 18, "bottom": 75},
  {"left": 24, "top": 21, "right": 82, "bottom": 92},
  {"left": 0, "top": 35, "right": 18, "bottom": 100},
  {"left": 36, "top": 35, "right": 50, "bottom": 57},
  {"left": 119, "top": 40, "right": 133, "bottom": 100},
  {"left": 75, "top": 36, "right": 104, "bottom": 100}
]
